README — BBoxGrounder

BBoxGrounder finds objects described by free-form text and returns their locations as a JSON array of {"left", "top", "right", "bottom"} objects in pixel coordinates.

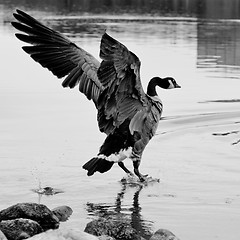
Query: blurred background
[
  {"left": 1, "top": 0, "right": 240, "bottom": 18},
  {"left": 1, "top": 0, "right": 240, "bottom": 100}
]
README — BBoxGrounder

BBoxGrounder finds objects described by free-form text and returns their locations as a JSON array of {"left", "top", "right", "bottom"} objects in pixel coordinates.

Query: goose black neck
[{"left": 147, "top": 77, "right": 160, "bottom": 97}]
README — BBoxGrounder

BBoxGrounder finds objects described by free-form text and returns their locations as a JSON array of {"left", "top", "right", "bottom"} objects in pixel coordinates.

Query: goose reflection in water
[{"left": 86, "top": 179, "right": 157, "bottom": 240}]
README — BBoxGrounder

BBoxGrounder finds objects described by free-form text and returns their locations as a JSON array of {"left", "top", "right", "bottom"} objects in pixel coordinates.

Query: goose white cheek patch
[{"left": 168, "top": 81, "right": 175, "bottom": 89}]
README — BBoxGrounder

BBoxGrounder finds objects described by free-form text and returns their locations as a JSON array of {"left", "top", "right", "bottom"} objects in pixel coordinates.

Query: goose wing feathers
[
  {"left": 97, "top": 33, "right": 149, "bottom": 134},
  {"left": 12, "top": 10, "right": 159, "bottom": 138},
  {"left": 12, "top": 9, "right": 103, "bottom": 105}
]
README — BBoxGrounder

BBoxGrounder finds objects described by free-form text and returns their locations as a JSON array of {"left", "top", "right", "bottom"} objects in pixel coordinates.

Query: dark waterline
[{"left": 1, "top": 0, "right": 240, "bottom": 19}]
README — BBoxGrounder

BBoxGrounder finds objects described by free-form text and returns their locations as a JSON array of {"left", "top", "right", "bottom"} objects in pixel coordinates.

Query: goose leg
[
  {"left": 133, "top": 159, "right": 148, "bottom": 182},
  {"left": 118, "top": 162, "right": 134, "bottom": 176}
]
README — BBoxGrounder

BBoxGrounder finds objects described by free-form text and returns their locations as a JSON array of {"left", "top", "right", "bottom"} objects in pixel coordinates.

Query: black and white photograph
[{"left": 0, "top": 0, "right": 240, "bottom": 239}]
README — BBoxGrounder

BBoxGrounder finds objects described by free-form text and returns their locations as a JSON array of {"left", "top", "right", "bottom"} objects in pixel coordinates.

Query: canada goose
[{"left": 12, "top": 9, "right": 181, "bottom": 182}]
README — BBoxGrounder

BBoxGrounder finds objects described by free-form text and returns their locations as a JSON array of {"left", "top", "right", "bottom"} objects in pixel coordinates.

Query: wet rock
[
  {"left": 27, "top": 228, "right": 99, "bottom": 240},
  {"left": 150, "top": 229, "right": 180, "bottom": 240},
  {"left": 0, "top": 230, "right": 8, "bottom": 240},
  {"left": 98, "top": 235, "right": 116, "bottom": 240},
  {"left": 0, "top": 218, "right": 43, "bottom": 240},
  {"left": 0, "top": 203, "right": 59, "bottom": 231},
  {"left": 52, "top": 206, "right": 73, "bottom": 222},
  {"left": 84, "top": 216, "right": 142, "bottom": 240}
]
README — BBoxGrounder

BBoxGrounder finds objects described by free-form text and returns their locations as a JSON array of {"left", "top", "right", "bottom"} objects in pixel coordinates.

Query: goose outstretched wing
[
  {"left": 11, "top": 9, "right": 103, "bottom": 105},
  {"left": 97, "top": 33, "right": 149, "bottom": 135}
]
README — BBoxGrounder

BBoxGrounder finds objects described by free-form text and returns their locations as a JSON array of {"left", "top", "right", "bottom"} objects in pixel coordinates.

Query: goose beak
[{"left": 175, "top": 83, "right": 181, "bottom": 88}]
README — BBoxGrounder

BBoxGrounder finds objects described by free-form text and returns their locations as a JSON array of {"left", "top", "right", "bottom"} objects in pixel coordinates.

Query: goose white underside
[{"left": 98, "top": 147, "right": 133, "bottom": 163}]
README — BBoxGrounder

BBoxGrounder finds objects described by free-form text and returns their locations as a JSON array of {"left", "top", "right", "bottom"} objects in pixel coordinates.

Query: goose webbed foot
[
  {"left": 133, "top": 160, "right": 148, "bottom": 182},
  {"left": 134, "top": 169, "right": 148, "bottom": 182},
  {"left": 119, "top": 161, "right": 147, "bottom": 182}
]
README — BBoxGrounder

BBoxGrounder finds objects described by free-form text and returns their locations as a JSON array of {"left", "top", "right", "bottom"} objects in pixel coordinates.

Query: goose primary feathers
[{"left": 12, "top": 9, "right": 180, "bottom": 181}]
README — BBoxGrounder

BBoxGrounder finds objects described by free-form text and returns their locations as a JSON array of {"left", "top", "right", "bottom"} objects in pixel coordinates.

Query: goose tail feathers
[{"left": 82, "top": 157, "right": 114, "bottom": 176}]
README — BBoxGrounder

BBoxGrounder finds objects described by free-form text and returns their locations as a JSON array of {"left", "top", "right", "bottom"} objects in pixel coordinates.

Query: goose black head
[
  {"left": 147, "top": 77, "right": 180, "bottom": 96},
  {"left": 157, "top": 77, "right": 181, "bottom": 89},
  {"left": 165, "top": 77, "right": 181, "bottom": 89}
]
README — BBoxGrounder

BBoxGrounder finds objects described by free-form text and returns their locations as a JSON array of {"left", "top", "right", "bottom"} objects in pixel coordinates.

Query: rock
[
  {"left": 27, "top": 228, "right": 99, "bottom": 240},
  {"left": 150, "top": 229, "right": 180, "bottom": 240},
  {"left": 52, "top": 206, "right": 73, "bottom": 222},
  {"left": 0, "top": 203, "right": 59, "bottom": 231},
  {"left": 98, "top": 235, "right": 116, "bottom": 240},
  {"left": 84, "top": 216, "right": 142, "bottom": 240},
  {"left": 0, "top": 230, "right": 8, "bottom": 240},
  {"left": 0, "top": 218, "right": 43, "bottom": 240}
]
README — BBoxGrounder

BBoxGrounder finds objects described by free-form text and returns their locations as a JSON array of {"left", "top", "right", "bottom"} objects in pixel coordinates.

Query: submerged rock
[
  {"left": 84, "top": 216, "right": 142, "bottom": 240},
  {"left": 150, "top": 229, "right": 180, "bottom": 240},
  {"left": 0, "top": 218, "right": 42, "bottom": 240},
  {"left": 0, "top": 203, "right": 59, "bottom": 231},
  {"left": 32, "top": 187, "right": 64, "bottom": 196}
]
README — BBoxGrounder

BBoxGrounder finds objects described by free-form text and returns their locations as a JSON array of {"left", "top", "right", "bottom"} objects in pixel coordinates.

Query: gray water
[{"left": 1, "top": 1, "right": 240, "bottom": 239}]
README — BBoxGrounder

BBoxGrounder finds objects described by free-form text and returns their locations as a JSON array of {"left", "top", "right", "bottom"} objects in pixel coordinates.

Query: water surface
[{"left": 0, "top": 2, "right": 240, "bottom": 240}]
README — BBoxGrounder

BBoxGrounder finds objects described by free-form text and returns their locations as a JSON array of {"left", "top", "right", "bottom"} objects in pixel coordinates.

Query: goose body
[{"left": 12, "top": 10, "right": 180, "bottom": 181}]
